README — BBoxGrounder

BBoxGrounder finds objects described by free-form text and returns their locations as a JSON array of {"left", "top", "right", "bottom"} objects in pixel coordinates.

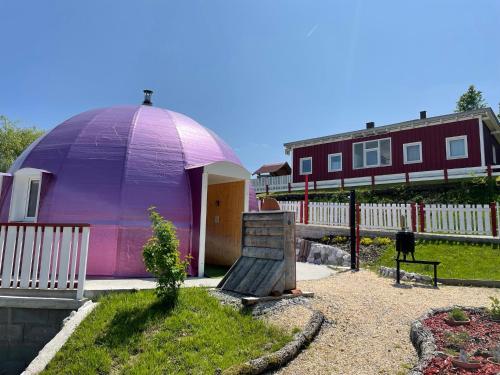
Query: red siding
[
  {"left": 292, "top": 119, "right": 482, "bottom": 183},
  {"left": 482, "top": 123, "right": 500, "bottom": 165}
]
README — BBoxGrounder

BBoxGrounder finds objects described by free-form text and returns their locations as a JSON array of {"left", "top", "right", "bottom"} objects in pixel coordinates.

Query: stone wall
[
  {"left": 0, "top": 307, "right": 72, "bottom": 375},
  {"left": 296, "top": 238, "right": 351, "bottom": 267}
]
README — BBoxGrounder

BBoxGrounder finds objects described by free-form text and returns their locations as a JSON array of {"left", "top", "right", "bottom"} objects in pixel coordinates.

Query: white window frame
[
  {"left": 299, "top": 157, "right": 313, "bottom": 175},
  {"left": 446, "top": 135, "right": 468, "bottom": 160},
  {"left": 327, "top": 153, "right": 342, "bottom": 172},
  {"left": 403, "top": 141, "right": 423, "bottom": 164},
  {"left": 352, "top": 137, "right": 392, "bottom": 169},
  {"left": 493, "top": 145, "right": 497, "bottom": 165},
  {"left": 24, "top": 177, "right": 41, "bottom": 220}
]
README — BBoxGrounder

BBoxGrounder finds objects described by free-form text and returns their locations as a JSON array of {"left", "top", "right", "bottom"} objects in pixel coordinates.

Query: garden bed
[
  {"left": 42, "top": 288, "right": 293, "bottom": 374},
  {"left": 412, "top": 307, "right": 500, "bottom": 374}
]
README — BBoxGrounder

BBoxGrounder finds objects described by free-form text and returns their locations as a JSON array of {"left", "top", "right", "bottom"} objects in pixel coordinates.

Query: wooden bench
[{"left": 395, "top": 259, "right": 441, "bottom": 287}]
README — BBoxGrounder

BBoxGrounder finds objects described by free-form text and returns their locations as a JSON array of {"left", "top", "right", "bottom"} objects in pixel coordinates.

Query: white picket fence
[
  {"left": 0, "top": 223, "right": 90, "bottom": 299},
  {"left": 275, "top": 201, "right": 499, "bottom": 237}
]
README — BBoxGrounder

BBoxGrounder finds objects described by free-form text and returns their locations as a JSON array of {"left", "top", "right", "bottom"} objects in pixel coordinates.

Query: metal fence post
[{"left": 491, "top": 202, "right": 498, "bottom": 237}]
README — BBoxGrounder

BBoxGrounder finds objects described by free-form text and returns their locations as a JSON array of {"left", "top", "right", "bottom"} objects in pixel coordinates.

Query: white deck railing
[
  {"left": 275, "top": 201, "right": 499, "bottom": 237},
  {"left": 251, "top": 165, "right": 500, "bottom": 193},
  {"left": 0, "top": 223, "right": 90, "bottom": 299}
]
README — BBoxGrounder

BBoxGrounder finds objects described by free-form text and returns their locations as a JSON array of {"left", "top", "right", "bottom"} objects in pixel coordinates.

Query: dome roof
[
  {"left": 10, "top": 105, "right": 244, "bottom": 226},
  {"left": 6, "top": 105, "right": 253, "bottom": 276}
]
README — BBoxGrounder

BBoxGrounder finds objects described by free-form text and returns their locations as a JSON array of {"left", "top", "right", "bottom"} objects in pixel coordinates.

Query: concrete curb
[
  {"left": 22, "top": 300, "right": 98, "bottom": 375},
  {"left": 222, "top": 310, "right": 324, "bottom": 375},
  {"left": 409, "top": 306, "right": 485, "bottom": 375}
]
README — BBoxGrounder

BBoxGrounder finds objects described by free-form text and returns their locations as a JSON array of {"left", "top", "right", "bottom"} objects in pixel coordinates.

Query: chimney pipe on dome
[
  {"left": 142, "top": 89, "right": 153, "bottom": 106},
  {"left": 420, "top": 111, "right": 427, "bottom": 119}
]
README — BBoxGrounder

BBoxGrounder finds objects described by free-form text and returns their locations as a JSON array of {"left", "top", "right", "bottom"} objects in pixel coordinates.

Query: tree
[
  {"left": 455, "top": 85, "right": 487, "bottom": 112},
  {"left": 0, "top": 116, "right": 45, "bottom": 172},
  {"left": 142, "top": 207, "right": 189, "bottom": 306}
]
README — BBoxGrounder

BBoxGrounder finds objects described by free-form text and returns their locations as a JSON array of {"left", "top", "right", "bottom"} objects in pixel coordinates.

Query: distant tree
[
  {"left": 455, "top": 85, "right": 487, "bottom": 112},
  {"left": 0, "top": 116, "right": 45, "bottom": 172}
]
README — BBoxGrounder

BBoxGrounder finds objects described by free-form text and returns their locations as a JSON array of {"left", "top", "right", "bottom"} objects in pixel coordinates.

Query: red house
[{"left": 284, "top": 108, "right": 500, "bottom": 188}]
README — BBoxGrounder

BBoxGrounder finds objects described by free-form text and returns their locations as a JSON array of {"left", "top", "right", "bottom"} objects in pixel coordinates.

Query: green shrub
[
  {"left": 488, "top": 296, "right": 500, "bottom": 320},
  {"left": 142, "top": 207, "right": 189, "bottom": 307},
  {"left": 374, "top": 237, "right": 392, "bottom": 247},
  {"left": 333, "top": 235, "right": 348, "bottom": 244},
  {"left": 360, "top": 237, "right": 373, "bottom": 246},
  {"left": 448, "top": 308, "right": 468, "bottom": 322},
  {"left": 444, "top": 331, "right": 470, "bottom": 350}
]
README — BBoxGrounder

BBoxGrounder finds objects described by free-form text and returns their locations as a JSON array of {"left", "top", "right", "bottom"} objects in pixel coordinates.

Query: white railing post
[{"left": 77, "top": 227, "right": 90, "bottom": 300}]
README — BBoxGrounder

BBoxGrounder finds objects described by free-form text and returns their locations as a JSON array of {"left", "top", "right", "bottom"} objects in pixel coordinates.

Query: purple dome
[{"left": 3, "top": 105, "right": 257, "bottom": 277}]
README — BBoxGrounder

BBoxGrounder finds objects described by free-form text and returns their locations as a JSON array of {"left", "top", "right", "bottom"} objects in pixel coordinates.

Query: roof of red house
[
  {"left": 283, "top": 108, "right": 500, "bottom": 153},
  {"left": 253, "top": 162, "right": 291, "bottom": 175}
]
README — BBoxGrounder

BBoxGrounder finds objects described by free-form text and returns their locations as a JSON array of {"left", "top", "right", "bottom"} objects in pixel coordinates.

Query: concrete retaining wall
[
  {"left": 295, "top": 224, "right": 499, "bottom": 244},
  {"left": 0, "top": 307, "right": 73, "bottom": 375}
]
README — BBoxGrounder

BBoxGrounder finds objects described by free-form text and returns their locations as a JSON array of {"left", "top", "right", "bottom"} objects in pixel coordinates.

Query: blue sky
[{"left": 1, "top": 1, "right": 499, "bottom": 173}]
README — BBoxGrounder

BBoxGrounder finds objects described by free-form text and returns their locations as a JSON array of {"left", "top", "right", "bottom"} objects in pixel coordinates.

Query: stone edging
[
  {"left": 221, "top": 310, "right": 325, "bottom": 375},
  {"left": 409, "top": 306, "right": 485, "bottom": 375},
  {"left": 22, "top": 300, "right": 98, "bottom": 375}
]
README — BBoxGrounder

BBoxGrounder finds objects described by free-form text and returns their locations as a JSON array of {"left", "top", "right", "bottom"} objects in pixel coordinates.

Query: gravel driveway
[{"left": 275, "top": 269, "right": 499, "bottom": 375}]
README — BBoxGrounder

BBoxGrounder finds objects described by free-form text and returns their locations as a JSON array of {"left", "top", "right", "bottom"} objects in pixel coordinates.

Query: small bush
[
  {"left": 142, "top": 207, "right": 189, "bottom": 307},
  {"left": 374, "top": 237, "right": 392, "bottom": 247},
  {"left": 333, "top": 235, "right": 348, "bottom": 244},
  {"left": 448, "top": 308, "right": 468, "bottom": 322},
  {"left": 360, "top": 237, "right": 373, "bottom": 246},
  {"left": 488, "top": 296, "right": 500, "bottom": 320},
  {"left": 444, "top": 331, "right": 470, "bottom": 350}
]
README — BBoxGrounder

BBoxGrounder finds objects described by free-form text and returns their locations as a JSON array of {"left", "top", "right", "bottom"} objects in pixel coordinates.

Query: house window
[
  {"left": 328, "top": 153, "right": 342, "bottom": 172},
  {"left": 25, "top": 179, "right": 40, "bottom": 219},
  {"left": 446, "top": 136, "right": 468, "bottom": 160},
  {"left": 352, "top": 138, "right": 391, "bottom": 169},
  {"left": 299, "top": 157, "right": 312, "bottom": 175},
  {"left": 403, "top": 142, "right": 422, "bottom": 164}
]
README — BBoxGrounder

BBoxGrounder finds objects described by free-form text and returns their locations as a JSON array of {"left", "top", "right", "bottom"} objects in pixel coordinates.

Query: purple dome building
[{"left": 0, "top": 100, "right": 257, "bottom": 277}]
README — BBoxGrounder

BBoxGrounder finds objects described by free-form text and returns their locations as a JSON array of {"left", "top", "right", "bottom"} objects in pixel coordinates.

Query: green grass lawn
[
  {"left": 43, "top": 288, "right": 292, "bottom": 375},
  {"left": 369, "top": 240, "right": 500, "bottom": 280}
]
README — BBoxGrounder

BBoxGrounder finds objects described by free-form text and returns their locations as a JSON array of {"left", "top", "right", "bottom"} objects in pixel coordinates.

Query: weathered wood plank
[
  {"left": 222, "top": 257, "right": 256, "bottom": 291},
  {"left": 251, "top": 261, "right": 284, "bottom": 296},
  {"left": 244, "top": 227, "right": 284, "bottom": 236},
  {"left": 243, "top": 235, "right": 283, "bottom": 249},
  {"left": 242, "top": 247, "right": 283, "bottom": 260},
  {"left": 234, "top": 258, "right": 268, "bottom": 294},
  {"left": 244, "top": 220, "right": 284, "bottom": 228},
  {"left": 242, "top": 291, "right": 315, "bottom": 306},
  {"left": 243, "top": 213, "right": 285, "bottom": 221},
  {"left": 245, "top": 260, "right": 279, "bottom": 296}
]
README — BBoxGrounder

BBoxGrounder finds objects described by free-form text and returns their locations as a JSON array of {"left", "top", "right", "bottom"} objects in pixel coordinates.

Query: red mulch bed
[{"left": 422, "top": 311, "right": 500, "bottom": 374}]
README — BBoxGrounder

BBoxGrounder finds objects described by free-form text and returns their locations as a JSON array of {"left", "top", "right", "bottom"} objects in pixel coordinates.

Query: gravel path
[{"left": 275, "top": 269, "right": 499, "bottom": 375}]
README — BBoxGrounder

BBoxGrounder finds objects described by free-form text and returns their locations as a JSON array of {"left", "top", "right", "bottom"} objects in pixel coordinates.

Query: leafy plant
[
  {"left": 142, "top": 207, "right": 189, "bottom": 307},
  {"left": 360, "top": 237, "right": 373, "bottom": 246},
  {"left": 444, "top": 331, "right": 470, "bottom": 350},
  {"left": 332, "top": 235, "right": 348, "bottom": 244},
  {"left": 488, "top": 296, "right": 500, "bottom": 320},
  {"left": 448, "top": 308, "right": 468, "bottom": 322},
  {"left": 373, "top": 237, "right": 392, "bottom": 247}
]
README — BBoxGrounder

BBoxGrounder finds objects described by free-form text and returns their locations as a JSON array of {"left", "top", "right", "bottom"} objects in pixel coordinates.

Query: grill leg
[{"left": 396, "top": 260, "right": 401, "bottom": 284}]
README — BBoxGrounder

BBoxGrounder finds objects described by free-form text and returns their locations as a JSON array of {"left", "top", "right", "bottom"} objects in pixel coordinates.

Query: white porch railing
[
  {"left": 276, "top": 200, "right": 500, "bottom": 237},
  {"left": 0, "top": 223, "right": 90, "bottom": 299},
  {"left": 252, "top": 165, "right": 500, "bottom": 193},
  {"left": 251, "top": 175, "right": 291, "bottom": 193}
]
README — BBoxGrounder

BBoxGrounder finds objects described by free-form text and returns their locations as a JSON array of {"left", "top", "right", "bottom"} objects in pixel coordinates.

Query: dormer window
[{"left": 9, "top": 168, "right": 49, "bottom": 223}]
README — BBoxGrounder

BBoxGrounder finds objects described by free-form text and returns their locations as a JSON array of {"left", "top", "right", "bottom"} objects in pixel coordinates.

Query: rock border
[
  {"left": 22, "top": 300, "right": 98, "bottom": 375},
  {"left": 222, "top": 310, "right": 325, "bottom": 375},
  {"left": 409, "top": 305, "right": 486, "bottom": 375}
]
